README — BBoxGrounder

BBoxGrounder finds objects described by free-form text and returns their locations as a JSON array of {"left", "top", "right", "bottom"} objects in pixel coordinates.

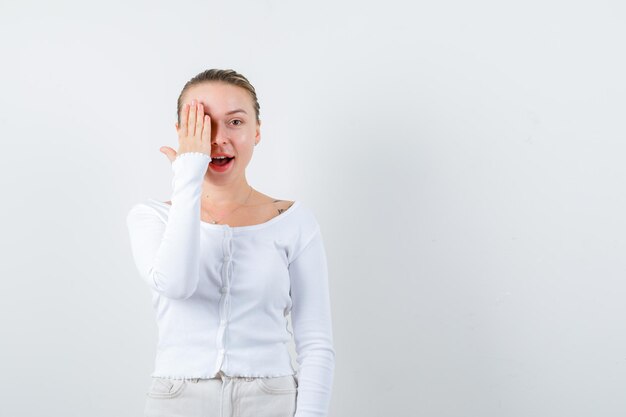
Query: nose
[{"left": 210, "top": 124, "right": 229, "bottom": 145}]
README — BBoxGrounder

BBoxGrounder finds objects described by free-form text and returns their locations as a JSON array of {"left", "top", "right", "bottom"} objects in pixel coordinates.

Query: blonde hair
[{"left": 176, "top": 69, "right": 260, "bottom": 125}]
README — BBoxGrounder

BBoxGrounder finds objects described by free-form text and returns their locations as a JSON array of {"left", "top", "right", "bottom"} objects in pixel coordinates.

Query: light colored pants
[{"left": 143, "top": 370, "right": 298, "bottom": 417}]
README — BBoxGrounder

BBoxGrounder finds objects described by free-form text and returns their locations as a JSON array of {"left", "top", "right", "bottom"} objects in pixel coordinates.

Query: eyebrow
[{"left": 225, "top": 108, "right": 248, "bottom": 115}]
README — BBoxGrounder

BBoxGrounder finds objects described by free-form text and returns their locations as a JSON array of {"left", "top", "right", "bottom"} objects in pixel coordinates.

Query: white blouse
[{"left": 126, "top": 152, "right": 335, "bottom": 417}]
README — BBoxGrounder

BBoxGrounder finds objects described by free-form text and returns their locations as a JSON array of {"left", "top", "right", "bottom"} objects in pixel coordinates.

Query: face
[{"left": 180, "top": 82, "right": 260, "bottom": 180}]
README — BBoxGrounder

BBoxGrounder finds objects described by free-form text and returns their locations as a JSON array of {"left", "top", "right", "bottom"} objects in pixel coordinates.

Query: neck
[{"left": 201, "top": 175, "right": 254, "bottom": 208}]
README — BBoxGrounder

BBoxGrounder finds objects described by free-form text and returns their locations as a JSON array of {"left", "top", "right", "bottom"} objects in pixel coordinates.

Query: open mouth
[
  {"left": 210, "top": 156, "right": 234, "bottom": 166},
  {"left": 209, "top": 156, "right": 235, "bottom": 171}
]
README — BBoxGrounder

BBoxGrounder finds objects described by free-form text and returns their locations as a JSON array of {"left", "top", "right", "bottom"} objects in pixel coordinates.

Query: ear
[{"left": 255, "top": 119, "right": 261, "bottom": 145}]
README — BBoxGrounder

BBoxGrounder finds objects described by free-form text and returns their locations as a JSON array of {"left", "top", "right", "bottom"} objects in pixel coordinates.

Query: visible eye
[{"left": 231, "top": 119, "right": 243, "bottom": 126}]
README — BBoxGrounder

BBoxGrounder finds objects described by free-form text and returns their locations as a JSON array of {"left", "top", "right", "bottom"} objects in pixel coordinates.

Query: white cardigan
[{"left": 126, "top": 152, "right": 335, "bottom": 417}]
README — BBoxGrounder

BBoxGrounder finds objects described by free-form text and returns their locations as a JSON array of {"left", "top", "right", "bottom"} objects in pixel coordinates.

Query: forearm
[{"left": 127, "top": 152, "right": 210, "bottom": 299}]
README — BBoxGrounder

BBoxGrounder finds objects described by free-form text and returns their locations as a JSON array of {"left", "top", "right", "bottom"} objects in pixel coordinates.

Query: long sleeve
[
  {"left": 289, "top": 225, "right": 336, "bottom": 417},
  {"left": 126, "top": 152, "right": 211, "bottom": 300}
]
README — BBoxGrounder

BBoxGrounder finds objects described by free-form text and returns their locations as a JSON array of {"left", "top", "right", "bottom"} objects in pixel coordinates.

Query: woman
[{"left": 126, "top": 69, "right": 335, "bottom": 417}]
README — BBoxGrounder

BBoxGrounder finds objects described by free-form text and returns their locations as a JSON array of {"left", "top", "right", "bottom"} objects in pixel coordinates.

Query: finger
[
  {"left": 196, "top": 102, "right": 205, "bottom": 139},
  {"left": 201, "top": 114, "right": 211, "bottom": 144},
  {"left": 179, "top": 104, "right": 189, "bottom": 138},
  {"left": 188, "top": 100, "right": 197, "bottom": 137}
]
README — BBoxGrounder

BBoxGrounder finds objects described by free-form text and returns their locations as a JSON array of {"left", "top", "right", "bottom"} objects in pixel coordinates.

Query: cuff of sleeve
[{"left": 171, "top": 152, "right": 211, "bottom": 174}]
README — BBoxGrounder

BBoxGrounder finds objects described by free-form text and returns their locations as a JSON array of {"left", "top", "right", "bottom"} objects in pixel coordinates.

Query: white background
[{"left": 1, "top": 1, "right": 625, "bottom": 416}]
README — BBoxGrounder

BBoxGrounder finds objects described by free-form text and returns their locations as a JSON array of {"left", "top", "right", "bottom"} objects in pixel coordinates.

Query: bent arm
[{"left": 126, "top": 152, "right": 211, "bottom": 299}]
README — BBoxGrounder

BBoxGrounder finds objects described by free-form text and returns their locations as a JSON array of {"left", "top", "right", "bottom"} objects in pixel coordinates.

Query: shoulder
[
  {"left": 280, "top": 200, "right": 320, "bottom": 235},
  {"left": 253, "top": 191, "right": 296, "bottom": 218},
  {"left": 284, "top": 202, "right": 323, "bottom": 264},
  {"left": 272, "top": 199, "right": 295, "bottom": 215},
  {"left": 126, "top": 199, "right": 169, "bottom": 225},
  {"left": 256, "top": 196, "right": 317, "bottom": 231}
]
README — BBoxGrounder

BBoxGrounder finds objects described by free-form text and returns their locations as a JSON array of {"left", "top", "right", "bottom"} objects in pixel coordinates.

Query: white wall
[{"left": 1, "top": 1, "right": 624, "bottom": 416}]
